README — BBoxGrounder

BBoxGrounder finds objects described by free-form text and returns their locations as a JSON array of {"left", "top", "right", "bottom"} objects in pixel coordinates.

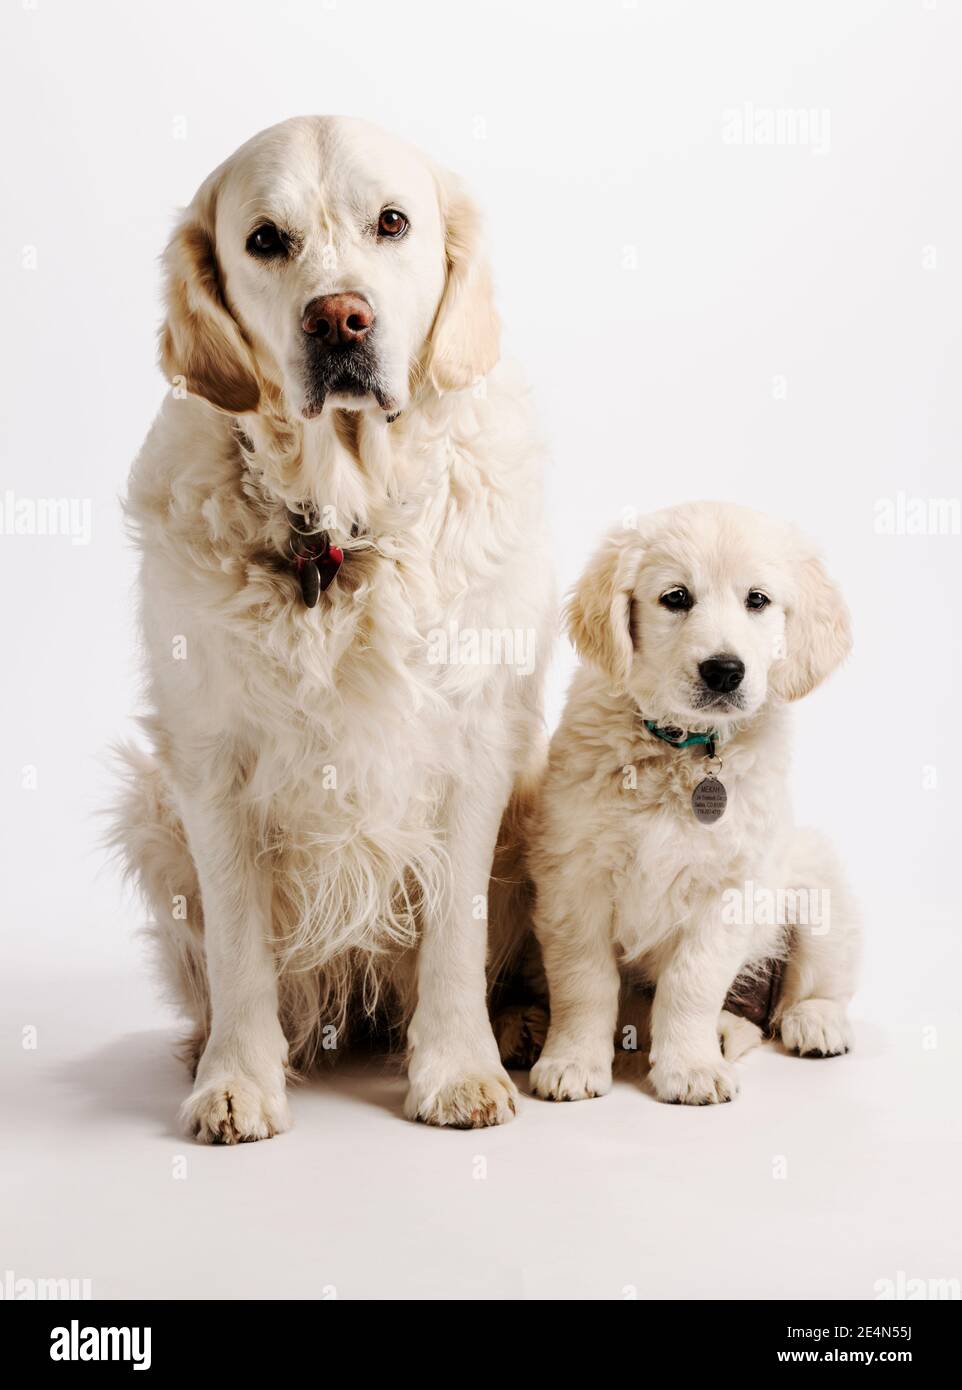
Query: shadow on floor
[
  {"left": 52, "top": 1030, "right": 413, "bottom": 1139},
  {"left": 52, "top": 1029, "right": 187, "bottom": 1138}
]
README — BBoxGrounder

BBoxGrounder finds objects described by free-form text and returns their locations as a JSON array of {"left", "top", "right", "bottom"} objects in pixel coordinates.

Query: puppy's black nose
[
  {"left": 699, "top": 655, "right": 745, "bottom": 693},
  {"left": 302, "top": 293, "right": 374, "bottom": 345}
]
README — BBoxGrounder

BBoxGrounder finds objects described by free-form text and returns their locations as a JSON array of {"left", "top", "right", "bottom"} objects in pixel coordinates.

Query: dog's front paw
[
  {"left": 181, "top": 1074, "right": 291, "bottom": 1144},
  {"left": 530, "top": 1054, "right": 612, "bottom": 1102},
  {"left": 404, "top": 1067, "right": 518, "bottom": 1129},
  {"left": 649, "top": 1055, "right": 739, "bottom": 1105},
  {"left": 780, "top": 999, "right": 853, "bottom": 1058}
]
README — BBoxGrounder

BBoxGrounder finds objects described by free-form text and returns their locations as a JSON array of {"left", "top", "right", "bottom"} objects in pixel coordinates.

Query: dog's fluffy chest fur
[
  {"left": 130, "top": 385, "right": 546, "bottom": 730},
  {"left": 531, "top": 667, "right": 794, "bottom": 974}
]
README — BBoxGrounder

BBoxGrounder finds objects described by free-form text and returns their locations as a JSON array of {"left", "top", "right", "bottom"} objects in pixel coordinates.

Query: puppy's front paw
[
  {"left": 649, "top": 1055, "right": 739, "bottom": 1105},
  {"left": 530, "top": 1054, "right": 612, "bottom": 1102},
  {"left": 404, "top": 1067, "right": 518, "bottom": 1129},
  {"left": 181, "top": 1074, "right": 291, "bottom": 1144},
  {"left": 718, "top": 1009, "right": 763, "bottom": 1061},
  {"left": 780, "top": 999, "right": 853, "bottom": 1058}
]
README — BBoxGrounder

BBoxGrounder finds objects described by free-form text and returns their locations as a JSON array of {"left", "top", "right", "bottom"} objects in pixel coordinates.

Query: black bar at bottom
[{"left": 0, "top": 1298, "right": 951, "bottom": 1374}]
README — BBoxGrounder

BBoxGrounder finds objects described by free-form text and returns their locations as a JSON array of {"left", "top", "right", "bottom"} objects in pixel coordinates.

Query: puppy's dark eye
[
  {"left": 746, "top": 590, "right": 771, "bottom": 611},
  {"left": 246, "top": 223, "right": 287, "bottom": 259},
  {"left": 660, "top": 587, "right": 693, "bottom": 612},
  {"left": 377, "top": 208, "right": 408, "bottom": 239}
]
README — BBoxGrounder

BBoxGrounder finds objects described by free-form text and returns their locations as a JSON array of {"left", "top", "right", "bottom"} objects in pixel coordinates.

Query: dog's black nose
[{"left": 699, "top": 655, "right": 745, "bottom": 693}]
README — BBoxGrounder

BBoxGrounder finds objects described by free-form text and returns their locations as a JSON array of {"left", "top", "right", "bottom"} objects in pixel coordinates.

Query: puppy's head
[
  {"left": 566, "top": 502, "right": 851, "bottom": 725},
  {"left": 159, "top": 116, "right": 499, "bottom": 421}
]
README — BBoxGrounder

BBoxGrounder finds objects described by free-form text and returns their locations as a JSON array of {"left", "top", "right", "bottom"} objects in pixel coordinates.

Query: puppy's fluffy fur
[
  {"left": 113, "top": 117, "right": 553, "bottom": 1140},
  {"left": 528, "top": 502, "right": 860, "bottom": 1105}
]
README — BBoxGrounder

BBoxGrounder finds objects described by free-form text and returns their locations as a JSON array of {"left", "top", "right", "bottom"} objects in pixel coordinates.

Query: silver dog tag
[{"left": 692, "top": 774, "right": 727, "bottom": 825}]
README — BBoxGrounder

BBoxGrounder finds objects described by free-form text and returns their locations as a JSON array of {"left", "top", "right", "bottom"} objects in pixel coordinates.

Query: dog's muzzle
[
  {"left": 692, "top": 653, "right": 747, "bottom": 712},
  {"left": 302, "top": 292, "right": 374, "bottom": 346},
  {"left": 300, "top": 292, "right": 391, "bottom": 417},
  {"left": 698, "top": 655, "right": 745, "bottom": 694}
]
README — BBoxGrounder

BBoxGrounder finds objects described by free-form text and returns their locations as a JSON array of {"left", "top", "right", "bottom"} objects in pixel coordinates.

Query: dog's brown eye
[
  {"left": 377, "top": 208, "right": 408, "bottom": 239},
  {"left": 746, "top": 590, "right": 771, "bottom": 611},
  {"left": 660, "top": 587, "right": 693, "bottom": 612},
  {"left": 246, "top": 223, "right": 287, "bottom": 259}
]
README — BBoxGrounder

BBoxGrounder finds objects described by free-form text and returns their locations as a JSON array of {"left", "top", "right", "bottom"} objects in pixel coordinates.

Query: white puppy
[
  {"left": 113, "top": 117, "right": 553, "bottom": 1140},
  {"left": 528, "top": 502, "right": 860, "bottom": 1105}
]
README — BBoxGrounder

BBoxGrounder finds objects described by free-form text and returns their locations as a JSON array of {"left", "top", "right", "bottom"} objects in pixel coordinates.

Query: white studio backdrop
[{"left": 1, "top": 0, "right": 959, "bottom": 1036}]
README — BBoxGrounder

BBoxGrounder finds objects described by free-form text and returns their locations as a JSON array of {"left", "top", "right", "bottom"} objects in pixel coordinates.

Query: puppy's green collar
[
  {"left": 643, "top": 720, "right": 719, "bottom": 758},
  {"left": 642, "top": 719, "right": 729, "bottom": 823}
]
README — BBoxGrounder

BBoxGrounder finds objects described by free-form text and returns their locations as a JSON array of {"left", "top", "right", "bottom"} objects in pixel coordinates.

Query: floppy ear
[
  {"left": 771, "top": 550, "right": 852, "bottom": 702},
  {"left": 565, "top": 529, "right": 644, "bottom": 688},
  {"left": 425, "top": 172, "right": 500, "bottom": 393},
  {"left": 159, "top": 185, "right": 260, "bottom": 414}
]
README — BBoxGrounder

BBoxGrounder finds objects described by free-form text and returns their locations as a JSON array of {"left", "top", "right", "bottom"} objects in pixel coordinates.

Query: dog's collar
[
  {"left": 643, "top": 719, "right": 720, "bottom": 757},
  {"left": 640, "top": 717, "right": 728, "bottom": 824}
]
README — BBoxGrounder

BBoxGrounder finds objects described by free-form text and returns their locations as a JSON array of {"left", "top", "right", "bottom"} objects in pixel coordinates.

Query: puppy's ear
[
  {"left": 771, "top": 549, "right": 852, "bottom": 702},
  {"left": 159, "top": 185, "right": 260, "bottom": 414},
  {"left": 565, "top": 530, "right": 643, "bottom": 687},
  {"left": 425, "top": 170, "right": 500, "bottom": 394}
]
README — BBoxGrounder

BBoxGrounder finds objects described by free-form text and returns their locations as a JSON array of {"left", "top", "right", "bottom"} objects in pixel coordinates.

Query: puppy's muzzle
[
  {"left": 698, "top": 655, "right": 745, "bottom": 694},
  {"left": 302, "top": 292, "right": 374, "bottom": 346}
]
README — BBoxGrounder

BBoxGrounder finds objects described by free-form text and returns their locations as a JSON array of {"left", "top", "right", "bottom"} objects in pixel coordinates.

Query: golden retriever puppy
[
  {"left": 528, "top": 502, "right": 860, "bottom": 1105},
  {"left": 113, "top": 117, "right": 553, "bottom": 1140}
]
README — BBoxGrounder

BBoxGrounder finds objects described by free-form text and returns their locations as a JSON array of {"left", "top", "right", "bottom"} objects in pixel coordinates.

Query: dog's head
[
  {"left": 566, "top": 502, "right": 851, "bottom": 725},
  {"left": 159, "top": 116, "right": 500, "bottom": 421}
]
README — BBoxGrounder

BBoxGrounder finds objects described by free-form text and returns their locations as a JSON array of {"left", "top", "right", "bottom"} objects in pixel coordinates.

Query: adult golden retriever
[{"left": 115, "top": 116, "right": 553, "bottom": 1141}]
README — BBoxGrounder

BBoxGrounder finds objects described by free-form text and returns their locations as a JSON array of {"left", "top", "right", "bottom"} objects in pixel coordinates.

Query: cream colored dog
[
  {"left": 528, "top": 502, "right": 860, "bottom": 1106},
  {"left": 114, "top": 116, "right": 553, "bottom": 1140}
]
